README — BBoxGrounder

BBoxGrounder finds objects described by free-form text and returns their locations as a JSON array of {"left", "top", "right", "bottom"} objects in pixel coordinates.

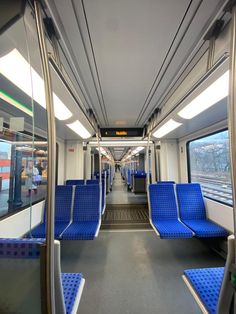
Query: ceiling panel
[{"left": 49, "top": 0, "right": 226, "bottom": 128}]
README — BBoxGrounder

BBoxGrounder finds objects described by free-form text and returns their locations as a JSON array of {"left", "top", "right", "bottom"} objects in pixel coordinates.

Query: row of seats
[
  {"left": 66, "top": 179, "right": 106, "bottom": 214},
  {"left": 0, "top": 238, "right": 85, "bottom": 314},
  {"left": 29, "top": 185, "right": 101, "bottom": 240},
  {"left": 148, "top": 183, "right": 228, "bottom": 239}
]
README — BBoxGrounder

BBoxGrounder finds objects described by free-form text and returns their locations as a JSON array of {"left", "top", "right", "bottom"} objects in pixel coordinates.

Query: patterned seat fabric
[
  {"left": 149, "top": 184, "right": 193, "bottom": 239},
  {"left": 184, "top": 267, "right": 225, "bottom": 314},
  {"left": 0, "top": 238, "right": 44, "bottom": 259},
  {"left": 66, "top": 180, "right": 84, "bottom": 185},
  {"left": 176, "top": 183, "right": 228, "bottom": 238},
  {"left": 62, "top": 185, "right": 100, "bottom": 240},
  {"left": 31, "top": 185, "right": 73, "bottom": 239},
  {"left": 86, "top": 180, "right": 99, "bottom": 185},
  {"left": 182, "top": 219, "right": 228, "bottom": 238},
  {"left": 61, "top": 222, "right": 99, "bottom": 240},
  {"left": 152, "top": 221, "right": 193, "bottom": 239},
  {"left": 62, "top": 273, "right": 84, "bottom": 314}
]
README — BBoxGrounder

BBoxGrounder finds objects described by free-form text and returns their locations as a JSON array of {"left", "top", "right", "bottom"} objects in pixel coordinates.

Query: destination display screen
[{"left": 100, "top": 128, "right": 143, "bottom": 137}]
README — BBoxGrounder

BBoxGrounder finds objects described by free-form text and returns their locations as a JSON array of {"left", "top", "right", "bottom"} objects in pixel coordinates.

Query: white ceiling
[{"left": 47, "top": 0, "right": 226, "bottom": 128}]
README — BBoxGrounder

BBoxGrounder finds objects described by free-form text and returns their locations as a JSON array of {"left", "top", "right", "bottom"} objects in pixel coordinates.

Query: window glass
[
  {"left": 0, "top": 3, "right": 48, "bottom": 219},
  {"left": 188, "top": 130, "right": 232, "bottom": 206}
]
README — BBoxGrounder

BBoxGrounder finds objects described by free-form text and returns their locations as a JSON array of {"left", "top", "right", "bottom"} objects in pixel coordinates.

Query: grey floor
[
  {"left": 61, "top": 233, "right": 224, "bottom": 314},
  {"left": 61, "top": 172, "right": 225, "bottom": 314},
  {"left": 107, "top": 172, "right": 147, "bottom": 205}
]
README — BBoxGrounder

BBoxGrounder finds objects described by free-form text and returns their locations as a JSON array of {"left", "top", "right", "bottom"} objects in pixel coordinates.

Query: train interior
[{"left": 0, "top": 0, "right": 235, "bottom": 313}]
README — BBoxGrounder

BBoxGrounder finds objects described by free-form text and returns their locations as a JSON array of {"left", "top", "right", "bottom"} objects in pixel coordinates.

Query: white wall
[
  {"left": 65, "top": 141, "right": 84, "bottom": 180},
  {"left": 57, "top": 139, "right": 65, "bottom": 184},
  {"left": 205, "top": 198, "right": 233, "bottom": 233},
  {"left": 85, "top": 146, "right": 92, "bottom": 179},
  {"left": 159, "top": 140, "right": 179, "bottom": 182},
  {"left": 0, "top": 201, "right": 44, "bottom": 238}
]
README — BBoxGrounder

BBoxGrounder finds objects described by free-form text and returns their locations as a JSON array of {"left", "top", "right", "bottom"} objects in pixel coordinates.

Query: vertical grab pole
[
  {"left": 34, "top": 1, "right": 56, "bottom": 313},
  {"left": 97, "top": 133, "right": 102, "bottom": 213},
  {"left": 146, "top": 133, "right": 151, "bottom": 186},
  {"left": 146, "top": 133, "right": 151, "bottom": 220},
  {"left": 229, "top": 4, "right": 236, "bottom": 282}
]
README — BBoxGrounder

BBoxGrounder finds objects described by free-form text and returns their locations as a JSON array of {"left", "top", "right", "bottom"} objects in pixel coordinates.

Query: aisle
[
  {"left": 61, "top": 233, "right": 223, "bottom": 314},
  {"left": 103, "top": 172, "right": 150, "bottom": 230},
  {"left": 106, "top": 172, "right": 147, "bottom": 205}
]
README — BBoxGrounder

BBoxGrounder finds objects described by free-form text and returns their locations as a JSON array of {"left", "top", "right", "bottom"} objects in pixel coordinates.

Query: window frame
[{"left": 186, "top": 128, "right": 232, "bottom": 207}]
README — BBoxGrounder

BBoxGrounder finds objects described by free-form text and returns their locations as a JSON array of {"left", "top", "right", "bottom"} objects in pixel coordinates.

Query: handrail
[
  {"left": 96, "top": 133, "right": 102, "bottom": 213},
  {"left": 34, "top": 1, "right": 56, "bottom": 313},
  {"left": 229, "top": 3, "right": 236, "bottom": 263}
]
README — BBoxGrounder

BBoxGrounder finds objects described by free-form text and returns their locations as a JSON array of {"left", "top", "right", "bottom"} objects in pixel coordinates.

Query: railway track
[{"left": 191, "top": 174, "right": 232, "bottom": 205}]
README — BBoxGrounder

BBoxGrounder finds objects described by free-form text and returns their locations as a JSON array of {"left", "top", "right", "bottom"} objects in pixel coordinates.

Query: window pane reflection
[{"left": 0, "top": 127, "right": 48, "bottom": 217}]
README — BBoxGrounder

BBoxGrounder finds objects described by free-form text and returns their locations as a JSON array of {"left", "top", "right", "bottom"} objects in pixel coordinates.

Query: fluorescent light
[
  {"left": 0, "top": 89, "right": 33, "bottom": 116},
  {"left": 153, "top": 119, "right": 182, "bottom": 138},
  {"left": 0, "top": 49, "right": 72, "bottom": 120},
  {"left": 178, "top": 70, "right": 229, "bottom": 119},
  {"left": 67, "top": 120, "right": 91, "bottom": 139}
]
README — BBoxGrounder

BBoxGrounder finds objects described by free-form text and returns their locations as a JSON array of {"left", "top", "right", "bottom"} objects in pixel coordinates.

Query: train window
[
  {"left": 0, "top": 127, "right": 49, "bottom": 218},
  {"left": 187, "top": 130, "right": 232, "bottom": 206},
  {"left": 0, "top": 3, "right": 51, "bottom": 219}
]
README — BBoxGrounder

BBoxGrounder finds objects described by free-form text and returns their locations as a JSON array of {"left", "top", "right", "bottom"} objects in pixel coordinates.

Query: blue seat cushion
[
  {"left": 62, "top": 273, "right": 83, "bottom": 314},
  {"left": 182, "top": 220, "right": 228, "bottom": 238},
  {"left": 184, "top": 267, "right": 225, "bottom": 314},
  {"left": 30, "top": 222, "right": 70, "bottom": 238},
  {"left": 62, "top": 222, "right": 99, "bottom": 240},
  {"left": 152, "top": 220, "right": 193, "bottom": 239}
]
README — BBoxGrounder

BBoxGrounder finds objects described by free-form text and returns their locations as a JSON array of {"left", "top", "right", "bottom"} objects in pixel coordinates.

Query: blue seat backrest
[
  {"left": 127, "top": 169, "right": 131, "bottom": 185},
  {"left": 134, "top": 173, "right": 146, "bottom": 178},
  {"left": 0, "top": 238, "right": 44, "bottom": 259},
  {"left": 157, "top": 181, "right": 175, "bottom": 184},
  {"left": 149, "top": 184, "right": 178, "bottom": 221},
  {"left": 0, "top": 238, "right": 44, "bottom": 313},
  {"left": 44, "top": 185, "right": 72, "bottom": 223},
  {"left": 66, "top": 179, "right": 85, "bottom": 185},
  {"left": 73, "top": 185, "right": 100, "bottom": 222},
  {"left": 176, "top": 183, "right": 206, "bottom": 220},
  {"left": 86, "top": 179, "right": 99, "bottom": 185}
]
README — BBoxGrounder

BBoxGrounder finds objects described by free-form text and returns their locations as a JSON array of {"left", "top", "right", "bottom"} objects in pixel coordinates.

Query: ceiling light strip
[
  {"left": 67, "top": 120, "right": 91, "bottom": 139},
  {"left": 178, "top": 70, "right": 229, "bottom": 119},
  {"left": 0, "top": 89, "right": 33, "bottom": 117},
  {"left": 0, "top": 49, "right": 72, "bottom": 121},
  {"left": 153, "top": 119, "right": 182, "bottom": 138}
]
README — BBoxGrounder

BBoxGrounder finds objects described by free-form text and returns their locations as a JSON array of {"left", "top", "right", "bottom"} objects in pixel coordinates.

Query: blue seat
[
  {"left": 86, "top": 179, "right": 99, "bottom": 185},
  {"left": 66, "top": 179, "right": 85, "bottom": 185},
  {"left": 183, "top": 235, "right": 234, "bottom": 314},
  {"left": 0, "top": 238, "right": 85, "bottom": 314},
  {"left": 148, "top": 184, "right": 193, "bottom": 239},
  {"left": 184, "top": 267, "right": 224, "bottom": 314},
  {"left": 62, "top": 185, "right": 100, "bottom": 240},
  {"left": 62, "top": 273, "right": 84, "bottom": 314},
  {"left": 157, "top": 181, "right": 175, "bottom": 184},
  {"left": 86, "top": 179, "right": 106, "bottom": 214},
  {"left": 176, "top": 184, "right": 228, "bottom": 238},
  {"left": 30, "top": 185, "right": 72, "bottom": 239}
]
